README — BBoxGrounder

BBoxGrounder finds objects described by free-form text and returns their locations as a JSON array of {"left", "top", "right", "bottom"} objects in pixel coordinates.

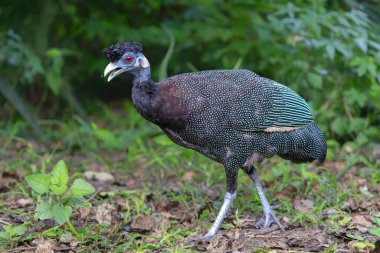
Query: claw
[
  {"left": 255, "top": 205, "right": 285, "bottom": 231},
  {"left": 255, "top": 216, "right": 265, "bottom": 227},
  {"left": 248, "top": 168, "right": 285, "bottom": 231}
]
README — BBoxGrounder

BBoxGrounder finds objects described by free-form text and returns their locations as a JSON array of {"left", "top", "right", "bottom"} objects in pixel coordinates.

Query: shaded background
[
  {"left": 0, "top": 0, "right": 379, "bottom": 147},
  {"left": 1, "top": 2, "right": 380, "bottom": 251}
]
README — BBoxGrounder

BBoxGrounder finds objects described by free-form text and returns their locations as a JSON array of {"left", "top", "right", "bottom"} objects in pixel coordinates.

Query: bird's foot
[
  {"left": 184, "top": 232, "right": 215, "bottom": 244},
  {"left": 255, "top": 205, "right": 284, "bottom": 231}
]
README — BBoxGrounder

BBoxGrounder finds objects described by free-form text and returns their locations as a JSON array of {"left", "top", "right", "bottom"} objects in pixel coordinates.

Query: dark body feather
[
  {"left": 105, "top": 41, "right": 327, "bottom": 237},
  {"left": 132, "top": 69, "right": 327, "bottom": 167}
]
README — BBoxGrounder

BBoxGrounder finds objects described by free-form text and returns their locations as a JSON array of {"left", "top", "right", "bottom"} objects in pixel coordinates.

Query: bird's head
[{"left": 103, "top": 40, "right": 150, "bottom": 82}]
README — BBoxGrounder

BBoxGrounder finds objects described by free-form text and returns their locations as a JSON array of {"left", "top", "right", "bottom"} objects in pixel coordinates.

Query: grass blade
[
  {"left": 0, "top": 77, "right": 44, "bottom": 137},
  {"left": 158, "top": 24, "right": 175, "bottom": 80}
]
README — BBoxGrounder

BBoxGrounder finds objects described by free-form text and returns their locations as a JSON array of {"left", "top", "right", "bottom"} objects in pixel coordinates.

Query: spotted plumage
[
  {"left": 157, "top": 70, "right": 326, "bottom": 166},
  {"left": 103, "top": 41, "right": 327, "bottom": 242}
]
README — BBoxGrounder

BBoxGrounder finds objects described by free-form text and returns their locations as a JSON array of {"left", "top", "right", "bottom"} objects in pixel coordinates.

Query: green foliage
[
  {"left": 0, "top": 224, "right": 27, "bottom": 249},
  {"left": 0, "top": 224, "right": 26, "bottom": 240},
  {"left": 369, "top": 217, "right": 380, "bottom": 237},
  {"left": 25, "top": 160, "right": 95, "bottom": 229},
  {"left": 371, "top": 217, "right": 380, "bottom": 226},
  {"left": 0, "top": 1, "right": 379, "bottom": 144},
  {"left": 353, "top": 242, "right": 375, "bottom": 250},
  {"left": 70, "top": 179, "right": 96, "bottom": 197},
  {"left": 50, "top": 160, "right": 69, "bottom": 195},
  {"left": 25, "top": 173, "right": 51, "bottom": 194},
  {"left": 369, "top": 227, "right": 380, "bottom": 237},
  {"left": 90, "top": 122, "right": 122, "bottom": 150}
]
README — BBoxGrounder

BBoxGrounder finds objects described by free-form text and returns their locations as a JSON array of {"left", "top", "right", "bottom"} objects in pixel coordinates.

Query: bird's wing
[{"left": 231, "top": 81, "right": 314, "bottom": 132}]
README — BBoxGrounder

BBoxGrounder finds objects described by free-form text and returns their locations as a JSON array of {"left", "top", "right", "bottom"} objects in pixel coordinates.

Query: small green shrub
[
  {"left": 0, "top": 224, "right": 27, "bottom": 248},
  {"left": 25, "top": 160, "right": 95, "bottom": 235}
]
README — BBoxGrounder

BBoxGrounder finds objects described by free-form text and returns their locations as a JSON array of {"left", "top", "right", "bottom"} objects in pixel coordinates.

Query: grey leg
[
  {"left": 186, "top": 159, "right": 239, "bottom": 243},
  {"left": 247, "top": 167, "right": 284, "bottom": 230},
  {"left": 186, "top": 191, "right": 237, "bottom": 243}
]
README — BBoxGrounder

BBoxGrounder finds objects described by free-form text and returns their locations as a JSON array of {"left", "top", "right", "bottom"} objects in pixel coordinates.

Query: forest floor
[{"left": 1, "top": 108, "right": 380, "bottom": 252}]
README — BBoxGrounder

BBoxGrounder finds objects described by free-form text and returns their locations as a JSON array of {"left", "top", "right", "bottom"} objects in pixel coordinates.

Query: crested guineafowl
[{"left": 103, "top": 41, "right": 327, "bottom": 242}]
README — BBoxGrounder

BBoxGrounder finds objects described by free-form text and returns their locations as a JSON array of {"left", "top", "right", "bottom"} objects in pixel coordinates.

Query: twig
[
  {"left": 343, "top": 98, "right": 353, "bottom": 122},
  {"left": 248, "top": 225, "right": 283, "bottom": 235},
  {"left": 86, "top": 185, "right": 103, "bottom": 202},
  {"left": 6, "top": 246, "right": 36, "bottom": 252},
  {"left": 253, "top": 234, "right": 284, "bottom": 238},
  {"left": 0, "top": 218, "right": 10, "bottom": 225}
]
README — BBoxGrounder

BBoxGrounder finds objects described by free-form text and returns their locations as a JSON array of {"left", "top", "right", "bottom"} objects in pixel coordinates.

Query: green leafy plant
[
  {"left": 25, "top": 160, "right": 95, "bottom": 236},
  {"left": 369, "top": 217, "right": 380, "bottom": 237},
  {"left": 0, "top": 224, "right": 26, "bottom": 248}
]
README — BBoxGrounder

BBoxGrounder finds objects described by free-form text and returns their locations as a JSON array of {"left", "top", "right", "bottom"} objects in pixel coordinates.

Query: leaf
[
  {"left": 0, "top": 231, "right": 9, "bottom": 240},
  {"left": 367, "top": 63, "right": 377, "bottom": 77},
  {"left": 25, "top": 174, "right": 51, "bottom": 194},
  {"left": 3, "top": 225, "right": 13, "bottom": 233},
  {"left": 344, "top": 89, "right": 366, "bottom": 107},
  {"left": 10, "top": 225, "right": 26, "bottom": 236},
  {"left": 70, "top": 179, "right": 95, "bottom": 197},
  {"left": 35, "top": 202, "right": 53, "bottom": 220},
  {"left": 326, "top": 44, "right": 335, "bottom": 60},
  {"left": 338, "top": 216, "right": 352, "bottom": 226},
  {"left": 46, "top": 48, "right": 63, "bottom": 58},
  {"left": 346, "top": 234, "right": 364, "bottom": 240},
  {"left": 91, "top": 122, "right": 121, "bottom": 149},
  {"left": 354, "top": 36, "right": 368, "bottom": 52},
  {"left": 331, "top": 117, "right": 347, "bottom": 136},
  {"left": 45, "top": 71, "right": 63, "bottom": 95},
  {"left": 42, "top": 227, "right": 61, "bottom": 238},
  {"left": 68, "top": 197, "right": 92, "bottom": 208},
  {"left": 293, "top": 197, "right": 315, "bottom": 213},
  {"left": 352, "top": 214, "right": 372, "bottom": 227},
  {"left": 52, "top": 204, "right": 72, "bottom": 225},
  {"left": 356, "top": 132, "right": 368, "bottom": 145},
  {"left": 153, "top": 135, "right": 174, "bottom": 147},
  {"left": 371, "top": 217, "right": 380, "bottom": 226},
  {"left": 369, "top": 227, "right": 380, "bottom": 237},
  {"left": 357, "top": 64, "right": 367, "bottom": 77},
  {"left": 131, "top": 215, "right": 154, "bottom": 230},
  {"left": 349, "top": 117, "right": 366, "bottom": 133},
  {"left": 335, "top": 43, "right": 351, "bottom": 58},
  {"left": 307, "top": 73, "right": 323, "bottom": 89},
  {"left": 50, "top": 160, "right": 69, "bottom": 195},
  {"left": 2, "top": 225, "right": 26, "bottom": 238},
  {"left": 94, "top": 204, "right": 113, "bottom": 224},
  {"left": 353, "top": 241, "right": 375, "bottom": 250}
]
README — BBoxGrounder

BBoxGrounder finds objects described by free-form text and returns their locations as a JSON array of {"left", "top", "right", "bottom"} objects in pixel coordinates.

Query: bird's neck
[
  {"left": 131, "top": 67, "right": 160, "bottom": 123},
  {"left": 133, "top": 67, "right": 151, "bottom": 83}
]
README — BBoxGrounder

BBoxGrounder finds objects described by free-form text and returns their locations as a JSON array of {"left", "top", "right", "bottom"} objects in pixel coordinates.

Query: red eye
[{"left": 125, "top": 55, "right": 133, "bottom": 63}]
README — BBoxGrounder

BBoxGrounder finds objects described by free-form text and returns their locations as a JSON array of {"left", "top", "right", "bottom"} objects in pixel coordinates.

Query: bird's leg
[
  {"left": 186, "top": 191, "right": 237, "bottom": 243},
  {"left": 245, "top": 167, "right": 284, "bottom": 230},
  {"left": 185, "top": 162, "right": 238, "bottom": 243}
]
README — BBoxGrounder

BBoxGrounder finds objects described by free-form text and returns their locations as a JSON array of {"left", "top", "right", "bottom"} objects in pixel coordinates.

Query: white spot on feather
[{"left": 263, "top": 126, "right": 300, "bottom": 132}]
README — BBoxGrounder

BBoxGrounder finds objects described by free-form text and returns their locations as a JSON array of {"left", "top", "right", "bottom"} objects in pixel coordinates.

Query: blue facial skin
[
  {"left": 116, "top": 52, "right": 139, "bottom": 69},
  {"left": 116, "top": 52, "right": 151, "bottom": 83}
]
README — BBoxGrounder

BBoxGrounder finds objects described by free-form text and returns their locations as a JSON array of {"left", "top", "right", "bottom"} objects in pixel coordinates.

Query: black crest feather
[{"left": 104, "top": 40, "right": 142, "bottom": 62}]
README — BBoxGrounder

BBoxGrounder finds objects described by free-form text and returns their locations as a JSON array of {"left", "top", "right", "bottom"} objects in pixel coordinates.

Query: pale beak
[{"left": 104, "top": 62, "right": 128, "bottom": 82}]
